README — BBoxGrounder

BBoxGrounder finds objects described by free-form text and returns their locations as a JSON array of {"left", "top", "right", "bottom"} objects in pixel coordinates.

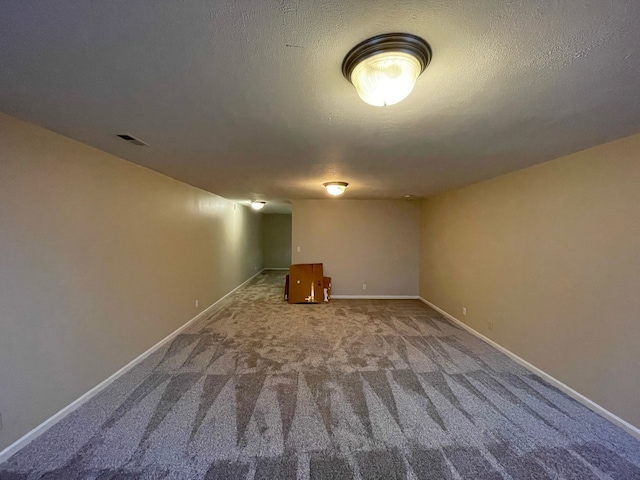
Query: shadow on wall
[{"left": 263, "top": 214, "right": 292, "bottom": 269}]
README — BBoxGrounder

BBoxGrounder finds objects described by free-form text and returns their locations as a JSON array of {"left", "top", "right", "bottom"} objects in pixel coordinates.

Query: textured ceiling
[{"left": 2, "top": 1, "right": 640, "bottom": 213}]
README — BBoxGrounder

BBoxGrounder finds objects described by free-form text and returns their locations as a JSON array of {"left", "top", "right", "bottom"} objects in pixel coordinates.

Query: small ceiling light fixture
[
  {"left": 116, "top": 133, "right": 149, "bottom": 146},
  {"left": 342, "top": 33, "right": 432, "bottom": 107},
  {"left": 323, "top": 181, "right": 349, "bottom": 196},
  {"left": 251, "top": 200, "right": 266, "bottom": 210}
]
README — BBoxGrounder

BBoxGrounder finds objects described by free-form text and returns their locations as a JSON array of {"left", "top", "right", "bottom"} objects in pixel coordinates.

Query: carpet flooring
[{"left": 1, "top": 271, "right": 640, "bottom": 479}]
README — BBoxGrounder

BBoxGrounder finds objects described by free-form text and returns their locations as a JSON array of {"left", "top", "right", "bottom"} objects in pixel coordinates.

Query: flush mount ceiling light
[
  {"left": 323, "top": 181, "right": 349, "bottom": 196},
  {"left": 251, "top": 200, "right": 266, "bottom": 210},
  {"left": 116, "top": 133, "right": 148, "bottom": 146},
  {"left": 342, "top": 33, "right": 432, "bottom": 107}
]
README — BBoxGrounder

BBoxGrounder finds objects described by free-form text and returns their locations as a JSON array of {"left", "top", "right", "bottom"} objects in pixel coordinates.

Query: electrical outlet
[
  {"left": 462, "top": 307, "right": 467, "bottom": 316},
  {"left": 488, "top": 321, "right": 494, "bottom": 331},
  {"left": 195, "top": 299, "right": 199, "bottom": 308},
  {"left": 296, "top": 246, "right": 301, "bottom": 252},
  {"left": 362, "top": 283, "right": 367, "bottom": 290}
]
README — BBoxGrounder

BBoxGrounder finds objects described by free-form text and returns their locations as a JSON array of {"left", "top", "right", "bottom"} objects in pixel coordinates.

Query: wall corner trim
[
  {"left": 0, "top": 270, "right": 266, "bottom": 464},
  {"left": 418, "top": 297, "right": 640, "bottom": 441}
]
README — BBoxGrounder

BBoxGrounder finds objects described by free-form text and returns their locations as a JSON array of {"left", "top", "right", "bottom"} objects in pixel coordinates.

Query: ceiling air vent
[{"left": 116, "top": 134, "right": 148, "bottom": 146}]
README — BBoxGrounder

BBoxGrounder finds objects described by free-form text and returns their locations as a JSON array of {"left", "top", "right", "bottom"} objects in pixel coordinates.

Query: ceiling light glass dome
[
  {"left": 350, "top": 51, "right": 422, "bottom": 106},
  {"left": 342, "top": 33, "right": 431, "bottom": 107}
]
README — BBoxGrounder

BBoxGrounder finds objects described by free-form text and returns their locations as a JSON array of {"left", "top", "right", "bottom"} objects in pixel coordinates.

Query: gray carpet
[{"left": 2, "top": 271, "right": 640, "bottom": 479}]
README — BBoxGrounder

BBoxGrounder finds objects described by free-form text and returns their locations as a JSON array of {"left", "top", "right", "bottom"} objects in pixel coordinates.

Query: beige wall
[
  {"left": 292, "top": 200, "right": 420, "bottom": 296},
  {"left": 263, "top": 214, "right": 292, "bottom": 268},
  {"left": 420, "top": 133, "right": 640, "bottom": 428},
  {"left": 0, "top": 112, "right": 263, "bottom": 451}
]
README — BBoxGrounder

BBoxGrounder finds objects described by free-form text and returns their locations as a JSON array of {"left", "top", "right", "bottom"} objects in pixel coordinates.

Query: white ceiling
[{"left": 2, "top": 1, "right": 640, "bottom": 213}]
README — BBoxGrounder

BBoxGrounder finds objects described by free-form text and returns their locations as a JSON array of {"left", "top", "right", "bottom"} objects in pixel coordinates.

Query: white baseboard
[
  {"left": 418, "top": 297, "right": 640, "bottom": 441},
  {"left": 331, "top": 295, "right": 419, "bottom": 300},
  {"left": 263, "top": 267, "right": 288, "bottom": 271},
  {"left": 0, "top": 270, "right": 264, "bottom": 464}
]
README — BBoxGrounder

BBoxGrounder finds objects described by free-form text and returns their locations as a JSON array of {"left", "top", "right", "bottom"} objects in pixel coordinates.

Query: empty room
[{"left": 1, "top": 1, "right": 640, "bottom": 479}]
